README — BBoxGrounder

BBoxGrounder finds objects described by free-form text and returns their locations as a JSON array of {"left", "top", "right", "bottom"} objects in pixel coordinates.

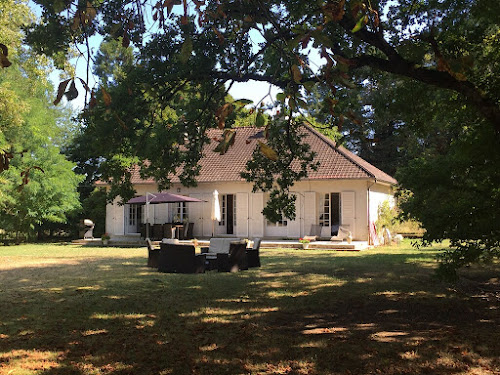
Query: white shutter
[
  {"left": 202, "top": 193, "right": 213, "bottom": 237},
  {"left": 154, "top": 203, "right": 168, "bottom": 223},
  {"left": 105, "top": 203, "right": 114, "bottom": 234},
  {"left": 341, "top": 191, "right": 355, "bottom": 238},
  {"left": 304, "top": 192, "right": 316, "bottom": 236},
  {"left": 287, "top": 192, "right": 301, "bottom": 238},
  {"left": 189, "top": 193, "right": 203, "bottom": 237},
  {"left": 124, "top": 204, "right": 130, "bottom": 233},
  {"left": 250, "top": 192, "right": 264, "bottom": 237},
  {"left": 236, "top": 192, "right": 249, "bottom": 237},
  {"left": 108, "top": 198, "right": 125, "bottom": 235}
]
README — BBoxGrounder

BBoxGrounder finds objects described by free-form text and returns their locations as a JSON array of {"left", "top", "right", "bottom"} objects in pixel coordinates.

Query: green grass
[{"left": 0, "top": 241, "right": 499, "bottom": 375}]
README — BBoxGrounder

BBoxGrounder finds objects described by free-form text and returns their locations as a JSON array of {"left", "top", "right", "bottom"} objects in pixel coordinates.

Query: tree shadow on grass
[{"left": 0, "top": 249, "right": 498, "bottom": 374}]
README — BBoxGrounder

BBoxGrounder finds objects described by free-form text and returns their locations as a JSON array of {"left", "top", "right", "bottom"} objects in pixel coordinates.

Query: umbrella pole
[
  {"left": 146, "top": 201, "right": 150, "bottom": 240},
  {"left": 145, "top": 192, "right": 156, "bottom": 240}
]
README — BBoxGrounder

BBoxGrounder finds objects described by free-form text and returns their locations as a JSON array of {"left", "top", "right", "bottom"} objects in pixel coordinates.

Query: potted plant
[
  {"left": 299, "top": 238, "right": 310, "bottom": 249},
  {"left": 101, "top": 233, "right": 110, "bottom": 246}
]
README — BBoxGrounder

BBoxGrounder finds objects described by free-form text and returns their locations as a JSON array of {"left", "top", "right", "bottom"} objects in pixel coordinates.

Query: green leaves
[
  {"left": 255, "top": 112, "right": 266, "bottom": 127},
  {"left": 291, "top": 64, "right": 302, "bottom": 83},
  {"left": 179, "top": 37, "right": 193, "bottom": 64},
  {"left": 352, "top": 15, "right": 368, "bottom": 33},
  {"left": 241, "top": 117, "right": 319, "bottom": 222}
]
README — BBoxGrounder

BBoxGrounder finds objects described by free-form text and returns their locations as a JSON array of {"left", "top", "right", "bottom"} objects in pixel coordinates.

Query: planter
[
  {"left": 301, "top": 243, "right": 309, "bottom": 249},
  {"left": 102, "top": 239, "right": 109, "bottom": 246}
]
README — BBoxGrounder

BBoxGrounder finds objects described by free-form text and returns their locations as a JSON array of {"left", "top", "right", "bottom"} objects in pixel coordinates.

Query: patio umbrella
[
  {"left": 211, "top": 190, "right": 221, "bottom": 236},
  {"left": 127, "top": 192, "right": 204, "bottom": 204},
  {"left": 127, "top": 192, "right": 204, "bottom": 240}
]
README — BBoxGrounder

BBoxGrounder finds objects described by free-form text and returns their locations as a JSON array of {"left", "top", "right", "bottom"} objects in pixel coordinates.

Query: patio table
[{"left": 171, "top": 224, "right": 183, "bottom": 239}]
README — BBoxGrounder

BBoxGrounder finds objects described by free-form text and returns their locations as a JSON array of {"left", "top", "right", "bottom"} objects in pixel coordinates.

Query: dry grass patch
[{"left": 0, "top": 241, "right": 499, "bottom": 374}]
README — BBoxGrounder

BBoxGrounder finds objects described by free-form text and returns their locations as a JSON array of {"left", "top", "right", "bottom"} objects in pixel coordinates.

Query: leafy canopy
[
  {"left": 0, "top": 0, "right": 82, "bottom": 238},
  {"left": 22, "top": 0, "right": 500, "bottom": 253}
]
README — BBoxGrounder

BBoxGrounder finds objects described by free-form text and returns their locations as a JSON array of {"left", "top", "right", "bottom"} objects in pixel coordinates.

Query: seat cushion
[{"left": 208, "top": 238, "right": 241, "bottom": 254}]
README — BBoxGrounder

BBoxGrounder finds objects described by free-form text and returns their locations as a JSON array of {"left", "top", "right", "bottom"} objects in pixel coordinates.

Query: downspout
[{"left": 367, "top": 179, "right": 376, "bottom": 245}]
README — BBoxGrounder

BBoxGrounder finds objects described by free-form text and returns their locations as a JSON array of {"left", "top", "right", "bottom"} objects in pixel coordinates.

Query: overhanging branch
[{"left": 349, "top": 54, "right": 500, "bottom": 132}]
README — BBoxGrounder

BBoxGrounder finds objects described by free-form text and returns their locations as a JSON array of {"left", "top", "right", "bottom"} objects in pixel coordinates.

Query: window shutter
[
  {"left": 341, "top": 191, "right": 355, "bottom": 238},
  {"left": 236, "top": 192, "right": 249, "bottom": 237},
  {"left": 304, "top": 192, "right": 316, "bottom": 234},
  {"left": 250, "top": 192, "right": 264, "bottom": 237},
  {"left": 189, "top": 193, "right": 203, "bottom": 237}
]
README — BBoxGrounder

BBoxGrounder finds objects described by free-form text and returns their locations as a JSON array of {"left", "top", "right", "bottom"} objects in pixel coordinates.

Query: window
[
  {"left": 266, "top": 216, "right": 288, "bottom": 227},
  {"left": 219, "top": 195, "right": 237, "bottom": 227},
  {"left": 129, "top": 204, "right": 138, "bottom": 226},
  {"left": 175, "top": 202, "right": 188, "bottom": 222},
  {"left": 319, "top": 193, "right": 341, "bottom": 232},
  {"left": 319, "top": 194, "right": 330, "bottom": 227},
  {"left": 219, "top": 195, "right": 226, "bottom": 226},
  {"left": 233, "top": 194, "right": 237, "bottom": 227}
]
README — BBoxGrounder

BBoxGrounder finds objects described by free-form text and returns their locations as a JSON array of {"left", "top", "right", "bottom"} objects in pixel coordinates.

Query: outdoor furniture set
[
  {"left": 140, "top": 222, "right": 194, "bottom": 241},
  {"left": 146, "top": 237, "right": 261, "bottom": 273}
]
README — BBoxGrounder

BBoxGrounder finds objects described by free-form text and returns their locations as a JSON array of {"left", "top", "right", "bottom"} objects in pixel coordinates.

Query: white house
[{"left": 98, "top": 125, "right": 397, "bottom": 242}]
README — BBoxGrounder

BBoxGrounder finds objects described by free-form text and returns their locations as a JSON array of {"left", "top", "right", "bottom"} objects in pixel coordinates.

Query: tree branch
[
  {"left": 211, "top": 71, "right": 287, "bottom": 88},
  {"left": 349, "top": 54, "right": 500, "bottom": 132}
]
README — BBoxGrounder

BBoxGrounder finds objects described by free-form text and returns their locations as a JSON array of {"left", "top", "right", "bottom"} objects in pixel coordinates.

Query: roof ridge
[{"left": 302, "top": 124, "right": 377, "bottom": 180}]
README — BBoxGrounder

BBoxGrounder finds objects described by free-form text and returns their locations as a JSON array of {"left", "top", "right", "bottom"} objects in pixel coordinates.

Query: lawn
[{"left": 0, "top": 242, "right": 499, "bottom": 375}]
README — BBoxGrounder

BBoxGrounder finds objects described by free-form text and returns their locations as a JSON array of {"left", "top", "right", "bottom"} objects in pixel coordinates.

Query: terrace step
[{"left": 71, "top": 238, "right": 369, "bottom": 250}]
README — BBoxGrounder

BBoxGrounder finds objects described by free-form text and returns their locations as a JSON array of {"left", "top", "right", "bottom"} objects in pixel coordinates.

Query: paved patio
[{"left": 73, "top": 237, "right": 370, "bottom": 251}]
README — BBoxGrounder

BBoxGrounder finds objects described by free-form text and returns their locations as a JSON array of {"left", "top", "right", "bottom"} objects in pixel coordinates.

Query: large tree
[
  {"left": 22, "top": 0, "right": 500, "bottom": 270},
  {"left": 0, "top": 0, "right": 82, "bottom": 240}
]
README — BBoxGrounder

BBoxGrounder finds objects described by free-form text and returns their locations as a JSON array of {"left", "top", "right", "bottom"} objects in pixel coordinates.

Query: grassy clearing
[{"left": 0, "top": 241, "right": 498, "bottom": 375}]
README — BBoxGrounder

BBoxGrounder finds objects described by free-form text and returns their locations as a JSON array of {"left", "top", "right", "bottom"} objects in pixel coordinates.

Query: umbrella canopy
[
  {"left": 211, "top": 190, "right": 221, "bottom": 222},
  {"left": 127, "top": 192, "right": 204, "bottom": 204}
]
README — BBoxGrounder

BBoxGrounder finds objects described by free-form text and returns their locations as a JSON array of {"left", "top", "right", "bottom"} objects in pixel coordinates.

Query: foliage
[
  {"left": 397, "top": 124, "right": 500, "bottom": 280},
  {"left": 0, "top": 0, "right": 81, "bottom": 239},
  {"left": 241, "top": 116, "right": 319, "bottom": 222},
  {"left": 24, "top": 1, "right": 498, "bottom": 205},
  {"left": 80, "top": 188, "right": 107, "bottom": 237},
  {"left": 375, "top": 200, "right": 396, "bottom": 234}
]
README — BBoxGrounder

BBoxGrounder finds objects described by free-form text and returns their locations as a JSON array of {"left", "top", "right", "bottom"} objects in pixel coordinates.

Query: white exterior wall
[{"left": 105, "top": 179, "right": 394, "bottom": 240}]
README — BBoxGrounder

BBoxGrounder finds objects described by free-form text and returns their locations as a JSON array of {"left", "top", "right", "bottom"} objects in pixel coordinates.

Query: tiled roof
[
  {"left": 305, "top": 126, "right": 397, "bottom": 184},
  {"left": 97, "top": 125, "right": 397, "bottom": 186}
]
